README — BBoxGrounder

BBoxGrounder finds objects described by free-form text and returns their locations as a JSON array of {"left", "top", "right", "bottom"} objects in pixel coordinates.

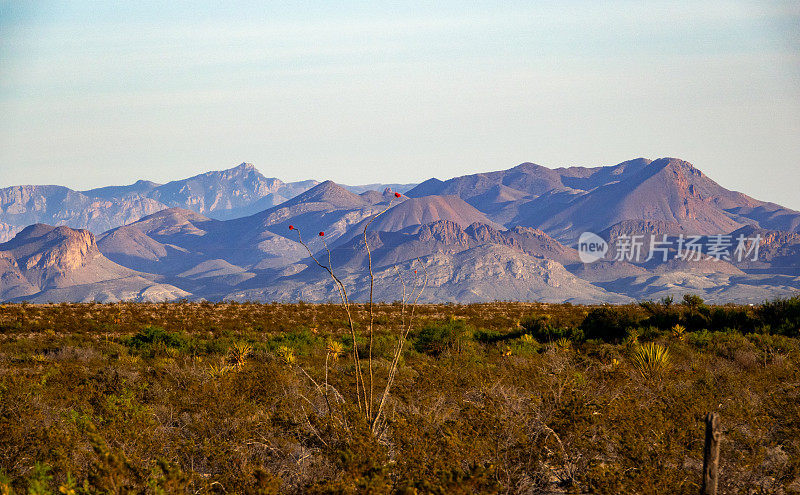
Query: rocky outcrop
[{"left": 0, "top": 224, "right": 189, "bottom": 302}]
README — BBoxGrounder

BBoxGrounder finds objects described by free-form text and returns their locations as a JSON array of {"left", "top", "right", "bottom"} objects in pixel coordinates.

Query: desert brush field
[{"left": 0, "top": 297, "right": 798, "bottom": 494}]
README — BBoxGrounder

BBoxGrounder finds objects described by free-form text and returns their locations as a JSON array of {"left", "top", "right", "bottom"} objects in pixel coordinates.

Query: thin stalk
[
  {"left": 362, "top": 197, "right": 396, "bottom": 420},
  {"left": 372, "top": 258, "right": 427, "bottom": 434},
  {"left": 294, "top": 229, "right": 365, "bottom": 415}
]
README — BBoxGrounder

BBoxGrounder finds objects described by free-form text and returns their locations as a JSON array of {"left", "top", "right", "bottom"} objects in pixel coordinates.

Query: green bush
[
  {"left": 266, "top": 328, "right": 321, "bottom": 356},
  {"left": 709, "top": 306, "right": 757, "bottom": 332},
  {"left": 688, "top": 329, "right": 713, "bottom": 348},
  {"left": 126, "top": 326, "right": 186, "bottom": 354},
  {"left": 640, "top": 299, "right": 681, "bottom": 330},
  {"left": 519, "top": 315, "right": 583, "bottom": 343},
  {"left": 413, "top": 319, "right": 472, "bottom": 356},
  {"left": 473, "top": 328, "right": 514, "bottom": 344},
  {"left": 758, "top": 296, "right": 800, "bottom": 336},
  {"left": 580, "top": 306, "right": 641, "bottom": 342},
  {"left": 681, "top": 294, "right": 711, "bottom": 329}
]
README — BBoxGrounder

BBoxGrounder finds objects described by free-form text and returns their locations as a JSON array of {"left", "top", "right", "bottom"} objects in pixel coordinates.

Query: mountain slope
[
  {"left": 514, "top": 158, "right": 750, "bottom": 240},
  {"left": 327, "top": 221, "right": 580, "bottom": 272},
  {"left": 98, "top": 207, "right": 309, "bottom": 276},
  {"left": 408, "top": 157, "right": 800, "bottom": 243},
  {"left": 0, "top": 224, "right": 188, "bottom": 302},
  {"left": 336, "top": 195, "right": 504, "bottom": 247},
  {"left": 229, "top": 244, "right": 631, "bottom": 304}
]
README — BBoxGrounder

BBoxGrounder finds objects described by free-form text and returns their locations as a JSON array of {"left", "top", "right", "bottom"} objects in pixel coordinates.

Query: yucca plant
[
  {"left": 672, "top": 324, "right": 686, "bottom": 341},
  {"left": 277, "top": 345, "right": 296, "bottom": 365},
  {"left": 228, "top": 342, "right": 252, "bottom": 370},
  {"left": 555, "top": 337, "right": 571, "bottom": 350},
  {"left": 207, "top": 362, "right": 231, "bottom": 379},
  {"left": 326, "top": 339, "right": 344, "bottom": 361},
  {"left": 630, "top": 342, "right": 671, "bottom": 379}
]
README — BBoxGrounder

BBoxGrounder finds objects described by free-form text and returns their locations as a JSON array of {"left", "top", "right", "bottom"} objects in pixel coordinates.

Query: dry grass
[{"left": 0, "top": 300, "right": 797, "bottom": 493}]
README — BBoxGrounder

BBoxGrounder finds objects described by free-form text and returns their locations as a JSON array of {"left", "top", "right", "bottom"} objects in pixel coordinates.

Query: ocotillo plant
[{"left": 290, "top": 191, "right": 428, "bottom": 432}]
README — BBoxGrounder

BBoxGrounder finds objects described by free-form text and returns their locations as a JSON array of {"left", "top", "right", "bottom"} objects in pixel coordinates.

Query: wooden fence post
[{"left": 701, "top": 412, "right": 721, "bottom": 495}]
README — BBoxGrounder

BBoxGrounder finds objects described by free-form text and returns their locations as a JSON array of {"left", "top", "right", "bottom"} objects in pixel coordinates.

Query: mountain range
[{"left": 1, "top": 158, "right": 798, "bottom": 303}]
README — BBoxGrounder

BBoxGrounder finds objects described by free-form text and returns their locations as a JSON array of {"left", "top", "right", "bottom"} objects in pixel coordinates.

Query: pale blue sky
[{"left": 1, "top": 1, "right": 799, "bottom": 208}]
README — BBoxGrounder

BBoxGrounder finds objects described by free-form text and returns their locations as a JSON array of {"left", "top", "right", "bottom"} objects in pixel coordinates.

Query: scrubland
[{"left": 0, "top": 297, "right": 798, "bottom": 494}]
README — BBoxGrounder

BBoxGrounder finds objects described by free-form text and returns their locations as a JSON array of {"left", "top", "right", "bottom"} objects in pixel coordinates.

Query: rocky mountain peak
[
  {"left": 417, "top": 220, "right": 471, "bottom": 245},
  {"left": 283, "top": 180, "right": 366, "bottom": 208},
  {"left": 6, "top": 224, "right": 98, "bottom": 273}
]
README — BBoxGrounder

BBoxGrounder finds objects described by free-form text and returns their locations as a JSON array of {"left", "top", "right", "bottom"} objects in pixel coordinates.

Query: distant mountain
[
  {"left": 230, "top": 181, "right": 396, "bottom": 250},
  {"left": 0, "top": 224, "right": 188, "bottom": 302},
  {"left": 1, "top": 157, "right": 799, "bottom": 304},
  {"left": 228, "top": 243, "right": 632, "bottom": 304},
  {"left": 279, "top": 180, "right": 368, "bottom": 210},
  {"left": 98, "top": 207, "right": 307, "bottom": 276},
  {"left": 335, "top": 195, "right": 504, "bottom": 246},
  {"left": 144, "top": 163, "right": 321, "bottom": 220},
  {"left": 343, "top": 183, "right": 417, "bottom": 195},
  {"left": 0, "top": 185, "right": 166, "bottom": 242},
  {"left": 407, "top": 157, "right": 800, "bottom": 242},
  {"left": 0, "top": 163, "right": 415, "bottom": 242}
]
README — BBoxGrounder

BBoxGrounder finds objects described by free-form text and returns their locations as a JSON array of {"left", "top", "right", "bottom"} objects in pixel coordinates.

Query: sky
[{"left": 1, "top": 1, "right": 799, "bottom": 209}]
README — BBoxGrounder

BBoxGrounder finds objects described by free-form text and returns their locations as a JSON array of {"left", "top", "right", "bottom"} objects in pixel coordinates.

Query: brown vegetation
[{"left": 0, "top": 297, "right": 798, "bottom": 493}]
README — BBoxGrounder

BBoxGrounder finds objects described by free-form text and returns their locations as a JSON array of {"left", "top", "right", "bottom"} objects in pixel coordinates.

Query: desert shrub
[
  {"left": 126, "top": 326, "right": 186, "bottom": 355},
  {"left": 710, "top": 305, "right": 758, "bottom": 333},
  {"left": 747, "top": 333, "right": 800, "bottom": 356},
  {"left": 26, "top": 462, "right": 52, "bottom": 495},
  {"left": 681, "top": 294, "right": 711, "bottom": 329},
  {"left": 413, "top": 318, "right": 472, "bottom": 356},
  {"left": 580, "top": 306, "right": 641, "bottom": 342},
  {"left": 266, "top": 328, "right": 320, "bottom": 356},
  {"left": 637, "top": 325, "right": 665, "bottom": 342},
  {"left": 397, "top": 463, "right": 500, "bottom": 494},
  {"left": 517, "top": 333, "right": 542, "bottom": 350},
  {"left": 682, "top": 294, "right": 706, "bottom": 310},
  {"left": 0, "top": 469, "right": 11, "bottom": 494},
  {"left": 520, "top": 315, "right": 584, "bottom": 343},
  {"left": 473, "top": 328, "right": 511, "bottom": 344},
  {"left": 704, "top": 331, "right": 756, "bottom": 360},
  {"left": 640, "top": 298, "right": 682, "bottom": 330},
  {"left": 688, "top": 329, "right": 713, "bottom": 348},
  {"left": 371, "top": 331, "right": 401, "bottom": 360},
  {"left": 757, "top": 296, "right": 800, "bottom": 336}
]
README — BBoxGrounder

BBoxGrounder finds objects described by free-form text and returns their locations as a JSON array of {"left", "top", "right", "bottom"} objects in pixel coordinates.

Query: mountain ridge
[
  {"left": 2, "top": 157, "right": 799, "bottom": 304},
  {"left": 0, "top": 163, "right": 416, "bottom": 242}
]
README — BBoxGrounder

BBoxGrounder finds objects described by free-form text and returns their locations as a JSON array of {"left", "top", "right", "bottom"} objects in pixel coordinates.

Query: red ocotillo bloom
[
  {"left": 319, "top": 231, "right": 325, "bottom": 237},
  {"left": 394, "top": 192, "right": 401, "bottom": 197},
  {"left": 288, "top": 225, "right": 294, "bottom": 230}
]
